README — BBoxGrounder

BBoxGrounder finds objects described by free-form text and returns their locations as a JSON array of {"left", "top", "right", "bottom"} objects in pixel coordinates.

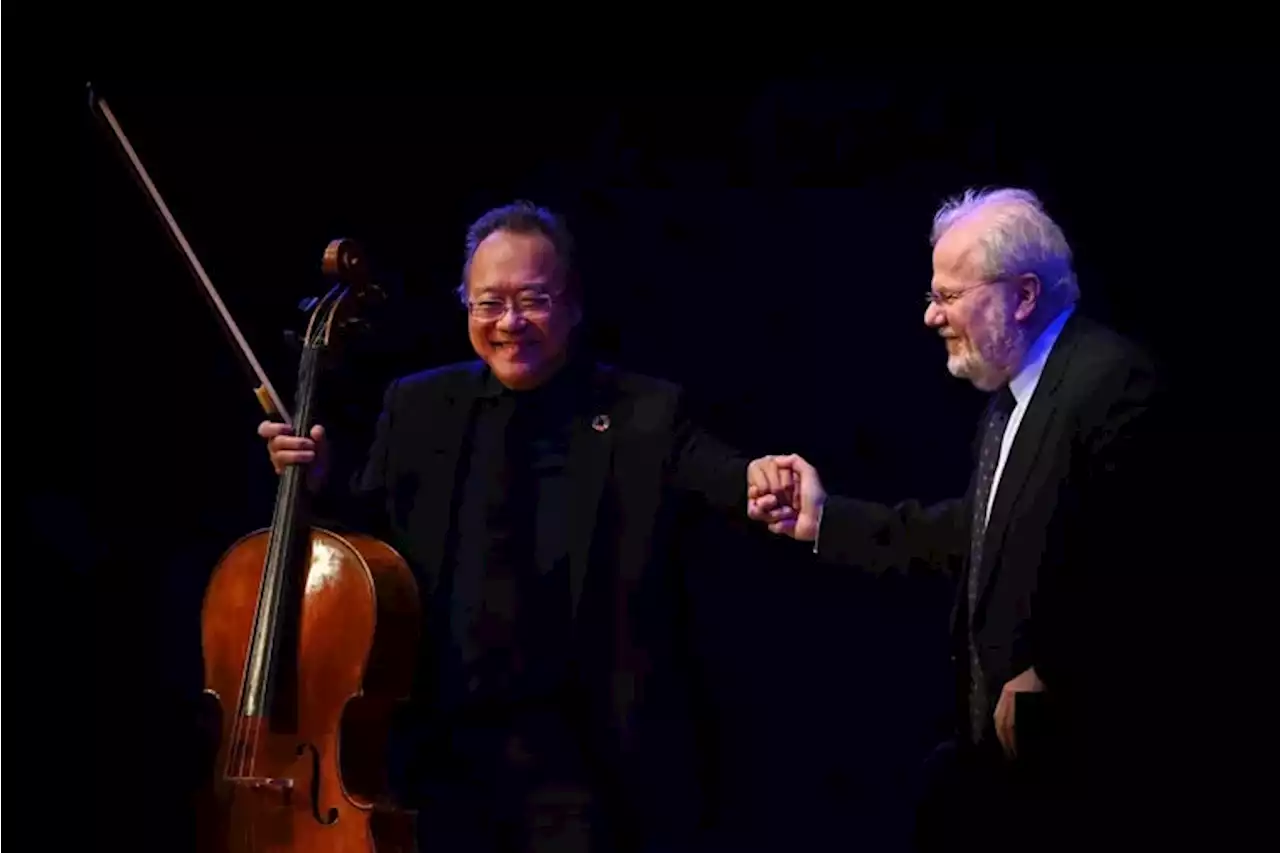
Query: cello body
[{"left": 199, "top": 526, "right": 421, "bottom": 853}]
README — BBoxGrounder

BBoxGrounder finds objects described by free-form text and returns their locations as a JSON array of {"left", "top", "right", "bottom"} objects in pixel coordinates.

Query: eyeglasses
[
  {"left": 467, "top": 291, "right": 557, "bottom": 321},
  {"left": 924, "top": 279, "right": 1000, "bottom": 308}
]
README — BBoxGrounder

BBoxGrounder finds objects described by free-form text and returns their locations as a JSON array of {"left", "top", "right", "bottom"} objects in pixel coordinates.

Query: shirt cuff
[{"left": 811, "top": 502, "right": 825, "bottom": 554}]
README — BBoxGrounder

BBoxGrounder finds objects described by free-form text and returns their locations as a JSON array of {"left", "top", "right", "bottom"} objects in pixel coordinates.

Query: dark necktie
[{"left": 966, "top": 385, "right": 1016, "bottom": 742}]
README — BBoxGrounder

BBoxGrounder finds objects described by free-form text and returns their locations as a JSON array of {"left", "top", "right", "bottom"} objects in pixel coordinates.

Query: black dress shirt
[{"left": 435, "top": 360, "right": 583, "bottom": 718}]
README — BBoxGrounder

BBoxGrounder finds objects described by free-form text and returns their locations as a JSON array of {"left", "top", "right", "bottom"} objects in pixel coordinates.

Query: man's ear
[{"left": 1013, "top": 273, "right": 1042, "bottom": 322}]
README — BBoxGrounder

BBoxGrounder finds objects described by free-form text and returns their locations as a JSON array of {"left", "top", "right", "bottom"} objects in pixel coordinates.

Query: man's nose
[
  {"left": 923, "top": 302, "right": 945, "bottom": 327},
  {"left": 496, "top": 309, "right": 527, "bottom": 332}
]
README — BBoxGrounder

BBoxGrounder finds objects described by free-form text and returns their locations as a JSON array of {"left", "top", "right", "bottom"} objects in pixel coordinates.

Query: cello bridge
[{"left": 226, "top": 775, "right": 296, "bottom": 795}]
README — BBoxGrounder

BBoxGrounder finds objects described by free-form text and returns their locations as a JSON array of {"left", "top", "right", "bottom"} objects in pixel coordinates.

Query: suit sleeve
[
  {"left": 309, "top": 377, "right": 401, "bottom": 538},
  {"left": 350, "top": 378, "right": 401, "bottom": 502},
  {"left": 814, "top": 493, "right": 969, "bottom": 578},
  {"left": 666, "top": 389, "right": 752, "bottom": 517},
  {"left": 1030, "top": 357, "right": 1167, "bottom": 697}
]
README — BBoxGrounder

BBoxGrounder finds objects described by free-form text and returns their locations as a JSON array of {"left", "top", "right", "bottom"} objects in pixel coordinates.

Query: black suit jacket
[
  {"left": 320, "top": 357, "right": 752, "bottom": 830},
  {"left": 812, "top": 313, "right": 1166, "bottom": 765}
]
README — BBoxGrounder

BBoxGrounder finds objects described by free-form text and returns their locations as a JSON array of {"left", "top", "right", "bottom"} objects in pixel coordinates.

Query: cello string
[
  {"left": 226, "top": 290, "right": 337, "bottom": 786},
  {"left": 227, "top": 478, "right": 291, "bottom": 781},
  {"left": 244, "top": 430, "right": 298, "bottom": 779},
  {"left": 242, "top": 337, "right": 318, "bottom": 779},
  {"left": 244, "top": 558, "right": 282, "bottom": 780},
  {"left": 226, "top": 712, "right": 241, "bottom": 777},
  {"left": 238, "top": 419, "right": 304, "bottom": 777},
  {"left": 244, "top": 315, "right": 325, "bottom": 780},
  {"left": 234, "top": 528, "right": 285, "bottom": 780},
  {"left": 232, "top": 562, "right": 277, "bottom": 779}
]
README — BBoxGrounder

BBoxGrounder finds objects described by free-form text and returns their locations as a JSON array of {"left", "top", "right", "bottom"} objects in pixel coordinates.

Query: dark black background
[{"left": 26, "top": 68, "right": 1270, "bottom": 849}]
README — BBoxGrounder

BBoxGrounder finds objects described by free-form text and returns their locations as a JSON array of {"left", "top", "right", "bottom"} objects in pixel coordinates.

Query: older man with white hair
[{"left": 747, "top": 187, "right": 1167, "bottom": 849}]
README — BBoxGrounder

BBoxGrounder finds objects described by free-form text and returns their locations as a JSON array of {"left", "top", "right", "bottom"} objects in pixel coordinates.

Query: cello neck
[
  {"left": 233, "top": 241, "right": 378, "bottom": 728},
  {"left": 238, "top": 335, "right": 326, "bottom": 726}
]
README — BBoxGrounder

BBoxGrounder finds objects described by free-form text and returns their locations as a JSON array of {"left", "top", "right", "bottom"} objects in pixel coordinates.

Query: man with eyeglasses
[
  {"left": 748, "top": 188, "right": 1169, "bottom": 850},
  {"left": 258, "top": 200, "right": 792, "bottom": 852}
]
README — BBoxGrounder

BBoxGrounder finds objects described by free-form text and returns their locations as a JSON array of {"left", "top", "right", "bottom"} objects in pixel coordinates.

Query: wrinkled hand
[
  {"left": 257, "top": 420, "right": 329, "bottom": 493},
  {"left": 746, "top": 453, "right": 826, "bottom": 542},
  {"left": 994, "top": 665, "right": 1045, "bottom": 759}
]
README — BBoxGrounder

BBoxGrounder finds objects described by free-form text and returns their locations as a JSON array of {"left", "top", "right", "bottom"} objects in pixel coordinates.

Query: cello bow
[{"left": 87, "top": 83, "right": 293, "bottom": 426}]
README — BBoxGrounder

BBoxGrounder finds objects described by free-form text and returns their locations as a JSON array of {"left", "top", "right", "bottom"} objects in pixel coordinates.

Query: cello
[{"left": 88, "top": 86, "right": 422, "bottom": 852}]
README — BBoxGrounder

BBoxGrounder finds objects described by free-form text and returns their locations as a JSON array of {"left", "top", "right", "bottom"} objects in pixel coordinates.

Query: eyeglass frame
[
  {"left": 465, "top": 288, "right": 563, "bottom": 322},
  {"left": 923, "top": 277, "right": 1011, "bottom": 309}
]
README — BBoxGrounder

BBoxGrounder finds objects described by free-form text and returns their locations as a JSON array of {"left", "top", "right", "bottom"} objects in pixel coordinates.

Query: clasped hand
[{"left": 745, "top": 454, "right": 826, "bottom": 542}]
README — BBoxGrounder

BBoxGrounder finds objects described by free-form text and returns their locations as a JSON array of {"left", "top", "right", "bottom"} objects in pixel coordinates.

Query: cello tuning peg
[
  {"left": 283, "top": 330, "right": 303, "bottom": 351},
  {"left": 353, "top": 282, "right": 386, "bottom": 305},
  {"left": 298, "top": 296, "right": 319, "bottom": 313}
]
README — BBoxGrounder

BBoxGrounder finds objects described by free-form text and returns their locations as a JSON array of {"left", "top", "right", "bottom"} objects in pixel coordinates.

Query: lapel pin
[{"left": 591, "top": 414, "right": 611, "bottom": 433}]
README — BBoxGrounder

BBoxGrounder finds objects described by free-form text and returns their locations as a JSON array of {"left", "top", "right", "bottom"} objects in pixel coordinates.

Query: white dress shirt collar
[{"left": 1008, "top": 304, "right": 1074, "bottom": 406}]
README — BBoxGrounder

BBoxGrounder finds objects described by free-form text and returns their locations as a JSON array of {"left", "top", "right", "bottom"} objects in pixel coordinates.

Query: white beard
[{"left": 946, "top": 298, "right": 1026, "bottom": 391}]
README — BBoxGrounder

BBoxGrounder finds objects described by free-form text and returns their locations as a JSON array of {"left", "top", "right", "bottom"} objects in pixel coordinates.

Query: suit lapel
[
  {"left": 971, "top": 316, "right": 1084, "bottom": 620},
  {"left": 565, "top": 364, "right": 617, "bottom": 617},
  {"left": 417, "top": 364, "right": 483, "bottom": 594}
]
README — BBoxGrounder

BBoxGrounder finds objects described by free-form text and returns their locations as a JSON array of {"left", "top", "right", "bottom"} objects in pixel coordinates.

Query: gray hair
[
  {"left": 931, "top": 187, "right": 1080, "bottom": 305},
  {"left": 454, "top": 200, "right": 578, "bottom": 306}
]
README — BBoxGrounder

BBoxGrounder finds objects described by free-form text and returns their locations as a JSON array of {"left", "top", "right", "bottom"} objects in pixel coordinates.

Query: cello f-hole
[{"left": 297, "top": 742, "right": 340, "bottom": 825}]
